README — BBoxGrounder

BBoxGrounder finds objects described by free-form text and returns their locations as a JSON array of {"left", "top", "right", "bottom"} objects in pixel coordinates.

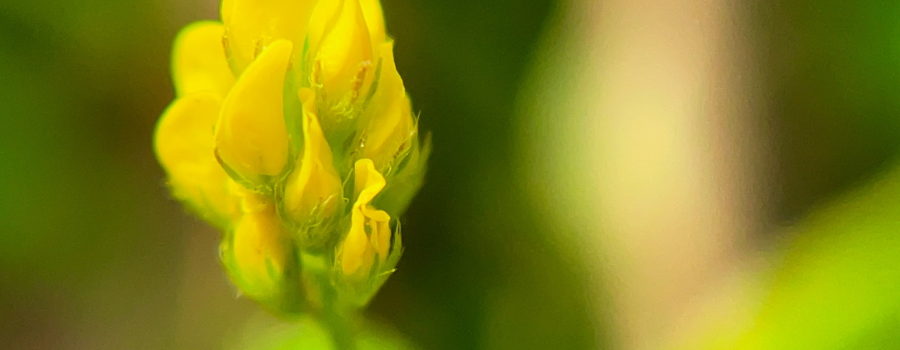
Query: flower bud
[
  {"left": 282, "top": 89, "right": 343, "bottom": 236},
  {"left": 220, "top": 0, "right": 319, "bottom": 72},
  {"left": 222, "top": 193, "right": 293, "bottom": 307},
  {"left": 215, "top": 40, "right": 293, "bottom": 187},
  {"left": 307, "top": 0, "right": 376, "bottom": 111},
  {"left": 332, "top": 159, "right": 404, "bottom": 306}
]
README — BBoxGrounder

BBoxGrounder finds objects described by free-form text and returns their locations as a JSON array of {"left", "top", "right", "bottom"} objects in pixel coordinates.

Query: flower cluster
[{"left": 154, "top": 0, "right": 427, "bottom": 313}]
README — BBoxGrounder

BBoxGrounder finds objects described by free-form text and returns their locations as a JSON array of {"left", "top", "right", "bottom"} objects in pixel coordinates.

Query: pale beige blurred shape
[{"left": 520, "top": 0, "right": 770, "bottom": 348}]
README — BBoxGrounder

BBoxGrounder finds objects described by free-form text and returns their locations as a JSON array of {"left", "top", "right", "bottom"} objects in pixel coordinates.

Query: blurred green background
[{"left": 2, "top": 0, "right": 900, "bottom": 349}]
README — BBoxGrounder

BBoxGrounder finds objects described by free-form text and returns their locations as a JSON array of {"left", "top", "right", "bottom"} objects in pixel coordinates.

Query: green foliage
[{"left": 230, "top": 316, "right": 413, "bottom": 350}]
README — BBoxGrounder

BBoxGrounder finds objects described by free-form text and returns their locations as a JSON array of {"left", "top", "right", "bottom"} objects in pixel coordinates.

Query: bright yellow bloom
[
  {"left": 338, "top": 159, "right": 392, "bottom": 277},
  {"left": 227, "top": 193, "right": 291, "bottom": 302},
  {"left": 155, "top": 0, "right": 427, "bottom": 313}
]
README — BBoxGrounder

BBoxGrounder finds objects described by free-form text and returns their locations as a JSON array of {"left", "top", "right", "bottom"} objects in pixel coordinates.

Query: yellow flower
[
  {"left": 338, "top": 159, "right": 393, "bottom": 277},
  {"left": 215, "top": 39, "right": 293, "bottom": 186},
  {"left": 282, "top": 88, "right": 343, "bottom": 229}
]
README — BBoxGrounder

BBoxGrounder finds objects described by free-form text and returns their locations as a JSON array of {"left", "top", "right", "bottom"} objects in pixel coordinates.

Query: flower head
[{"left": 155, "top": 0, "right": 427, "bottom": 313}]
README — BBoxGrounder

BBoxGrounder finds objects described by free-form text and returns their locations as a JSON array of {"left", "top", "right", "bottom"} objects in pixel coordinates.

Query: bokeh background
[{"left": 2, "top": 0, "right": 900, "bottom": 349}]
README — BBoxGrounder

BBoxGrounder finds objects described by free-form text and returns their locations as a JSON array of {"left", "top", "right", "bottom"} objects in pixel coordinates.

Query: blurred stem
[
  {"left": 302, "top": 250, "right": 357, "bottom": 350},
  {"left": 322, "top": 303, "right": 355, "bottom": 350}
]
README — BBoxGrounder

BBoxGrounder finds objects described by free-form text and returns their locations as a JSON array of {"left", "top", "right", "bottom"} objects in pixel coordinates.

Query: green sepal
[{"left": 374, "top": 130, "right": 431, "bottom": 218}]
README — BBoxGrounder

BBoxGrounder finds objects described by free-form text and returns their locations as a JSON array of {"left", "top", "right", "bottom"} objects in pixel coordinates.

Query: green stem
[
  {"left": 301, "top": 250, "right": 357, "bottom": 350},
  {"left": 322, "top": 304, "right": 355, "bottom": 350}
]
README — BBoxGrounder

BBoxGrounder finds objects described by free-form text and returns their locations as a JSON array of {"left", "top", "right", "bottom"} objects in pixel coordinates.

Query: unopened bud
[{"left": 282, "top": 89, "right": 344, "bottom": 241}]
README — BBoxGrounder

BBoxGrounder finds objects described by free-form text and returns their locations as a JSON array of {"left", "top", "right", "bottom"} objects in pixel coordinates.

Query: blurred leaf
[{"left": 689, "top": 163, "right": 900, "bottom": 349}]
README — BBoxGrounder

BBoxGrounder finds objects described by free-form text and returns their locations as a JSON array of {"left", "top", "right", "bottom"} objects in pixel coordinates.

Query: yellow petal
[
  {"left": 360, "top": 42, "right": 415, "bottom": 169},
  {"left": 308, "top": 0, "right": 375, "bottom": 105},
  {"left": 283, "top": 88, "right": 343, "bottom": 224},
  {"left": 215, "top": 40, "right": 293, "bottom": 185},
  {"left": 220, "top": 0, "right": 319, "bottom": 72},
  {"left": 154, "top": 93, "right": 240, "bottom": 225},
  {"left": 231, "top": 201, "right": 289, "bottom": 299},
  {"left": 172, "top": 21, "right": 235, "bottom": 97}
]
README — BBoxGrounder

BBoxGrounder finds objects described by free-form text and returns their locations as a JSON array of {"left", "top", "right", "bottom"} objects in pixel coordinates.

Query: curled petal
[
  {"left": 338, "top": 159, "right": 392, "bottom": 277},
  {"left": 353, "top": 158, "right": 386, "bottom": 203}
]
